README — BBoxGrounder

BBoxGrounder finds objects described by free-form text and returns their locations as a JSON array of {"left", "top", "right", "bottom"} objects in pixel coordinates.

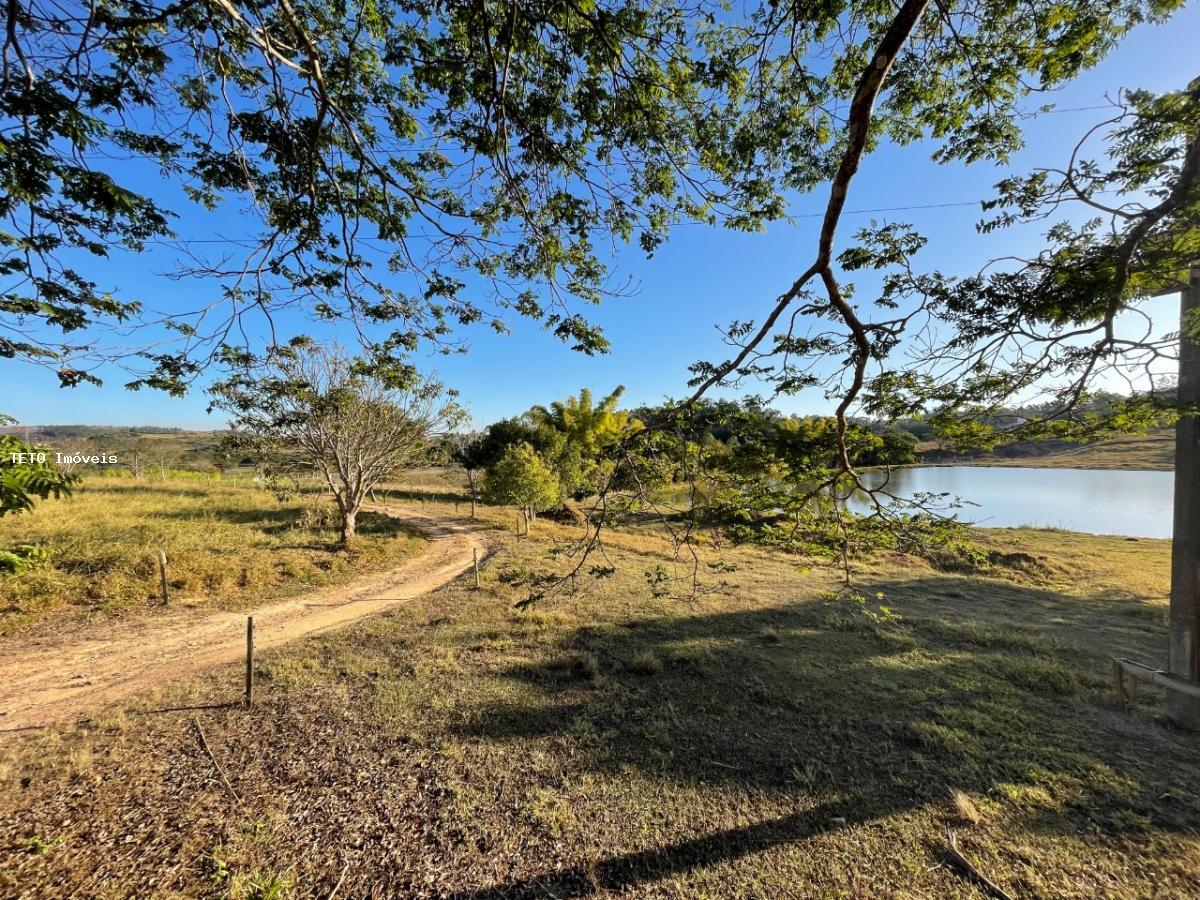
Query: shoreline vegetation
[{"left": 1, "top": 475, "right": 1194, "bottom": 897}]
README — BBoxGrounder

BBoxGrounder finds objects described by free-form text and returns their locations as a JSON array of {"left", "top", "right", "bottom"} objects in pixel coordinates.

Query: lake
[{"left": 846, "top": 466, "right": 1174, "bottom": 539}]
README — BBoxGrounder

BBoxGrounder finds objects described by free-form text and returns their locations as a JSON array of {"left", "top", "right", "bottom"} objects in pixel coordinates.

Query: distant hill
[
  {"left": 921, "top": 428, "right": 1175, "bottom": 471},
  {"left": 3, "top": 424, "right": 192, "bottom": 436},
  {"left": 1, "top": 425, "right": 228, "bottom": 470}
]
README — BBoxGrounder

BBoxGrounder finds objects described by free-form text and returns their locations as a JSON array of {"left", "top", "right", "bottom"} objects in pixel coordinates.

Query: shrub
[
  {"left": 0, "top": 544, "right": 51, "bottom": 574},
  {"left": 548, "top": 650, "right": 600, "bottom": 684}
]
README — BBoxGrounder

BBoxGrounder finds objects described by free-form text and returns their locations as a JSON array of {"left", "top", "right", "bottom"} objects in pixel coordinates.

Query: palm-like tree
[{"left": 530, "top": 386, "right": 640, "bottom": 458}]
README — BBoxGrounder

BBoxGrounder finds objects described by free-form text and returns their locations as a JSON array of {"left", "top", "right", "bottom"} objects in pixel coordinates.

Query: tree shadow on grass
[
  {"left": 447, "top": 803, "right": 846, "bottom": 899},
  {"left": 446, "top": 578, "right": 1200, "bottom": 897},
  {"left": 354, "top": 510, "right": 427, "bottom": 540}
]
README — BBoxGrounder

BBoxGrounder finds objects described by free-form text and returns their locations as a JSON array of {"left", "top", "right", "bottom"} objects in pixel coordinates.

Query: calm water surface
[{"left": 847, "top": 466, "right": 1174, "bottom": 539}]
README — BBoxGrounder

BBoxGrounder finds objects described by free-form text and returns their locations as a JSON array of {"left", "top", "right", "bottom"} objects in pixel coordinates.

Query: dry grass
[
  {"left": 950, "top": 788, "right": 983, "bottom": 826},
  {"left": 0, "top": 476, "right": 425, "bottom": 635},
  {"left": 0, "top": 486, "right": 1197, "bottom": 898}
]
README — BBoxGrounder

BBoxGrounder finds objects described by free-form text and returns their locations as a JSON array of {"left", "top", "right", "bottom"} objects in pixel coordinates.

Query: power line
[
  {"left": 790, "top": 186, "right": 1122, "bottom": 220},
  {"left": 132, "top": 168, "right": 1128, "bottom": 252},
  {"left": 1033, "top": 104, "right": 1116, "bottom": 114},
  {"left": 137, "top": 187, "right": 1096, "bottom": 249},
  {"left": 793, "top": 199, "right": 984, "bottom": 219}
]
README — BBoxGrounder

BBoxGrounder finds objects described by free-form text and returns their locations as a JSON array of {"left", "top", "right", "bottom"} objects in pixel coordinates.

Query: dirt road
[{"left": 0, "top": 508, "right": 489, "bottom": 735}]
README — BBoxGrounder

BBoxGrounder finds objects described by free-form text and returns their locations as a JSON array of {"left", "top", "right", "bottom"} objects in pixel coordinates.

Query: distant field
[
  {"left": 2, "top": 487, "right": 1196, "bottom": 897},
  {"left": 925, "top": 428, "right": 1175, "bottom": 471},
  {"left": 0, "top": 477, "right": 425, "bottom": 636}
]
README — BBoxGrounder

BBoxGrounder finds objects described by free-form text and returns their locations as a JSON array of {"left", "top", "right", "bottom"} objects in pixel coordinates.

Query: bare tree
[
  {"left": 144, "top": 445, "right": 181, "bottom": 481},
  {"left": 209, "top": 341, "right": 461, "bottom": 545},
  {"left": 110, "top": 437, "right": 149, "bottom": 480}
]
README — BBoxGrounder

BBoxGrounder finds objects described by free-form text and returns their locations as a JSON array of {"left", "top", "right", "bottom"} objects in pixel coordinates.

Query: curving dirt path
[{"left": 0, "top": 508, "right": 491, "bottom": 735}]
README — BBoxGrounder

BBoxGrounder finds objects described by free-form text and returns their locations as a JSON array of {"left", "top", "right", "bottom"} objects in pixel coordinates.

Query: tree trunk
[
  {"left": 340, "top": 506, "right": 358, "bottom": 546},
  {"left": 1170, "top": 265, "right": 1200, "bottom": 728}
]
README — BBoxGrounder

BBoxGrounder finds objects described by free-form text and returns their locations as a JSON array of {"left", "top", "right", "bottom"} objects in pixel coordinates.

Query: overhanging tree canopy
[
  {"left": 2, "top": 0, "right": 761, "bottom": 387},
  {"left": 1, "top": 0, "right": 1178, "bottom": 389}
]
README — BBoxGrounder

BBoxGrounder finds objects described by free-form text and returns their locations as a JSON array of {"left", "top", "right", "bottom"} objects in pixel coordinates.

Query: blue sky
[{"left": 7, "top": 5, "right": 1198, "bottom": 430}]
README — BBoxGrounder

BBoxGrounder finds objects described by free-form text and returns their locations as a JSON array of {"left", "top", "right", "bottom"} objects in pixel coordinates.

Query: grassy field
[
  {"left": 0, "top": 477, "right": 426, "bottom": 636},
  {"left": 926, "top": 429, "right": 1175, "bottom": 471},
  {"left": 1, "top": 479, "right": 1196, "bottom": 898}
]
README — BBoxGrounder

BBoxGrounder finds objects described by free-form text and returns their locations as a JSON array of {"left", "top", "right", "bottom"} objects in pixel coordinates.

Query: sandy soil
[{"left": 0, "top": 507, "right": 490, "bottom": 735}]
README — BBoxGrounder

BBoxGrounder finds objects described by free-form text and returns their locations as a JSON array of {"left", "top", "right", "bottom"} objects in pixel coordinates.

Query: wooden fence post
[
  {"left": 473, "top": 548, "right": 480, "bottom": 588},
  {"left": 245, "top": 616, "right": 255, "bottom": 708},
  {"left": 157, "top": 550, "right": 169, "bottom": 605}
]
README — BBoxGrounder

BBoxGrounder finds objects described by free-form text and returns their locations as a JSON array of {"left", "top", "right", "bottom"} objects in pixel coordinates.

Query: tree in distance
[
  {"left": 530, "top": 387, "right": 641, "bottom": 462},
  {"left": 107, "top": 435, "right": 149, "bottom": 480},
  {"left": 209, "top": 340, "right": 461, "bottom": 545},
  {"left": 529, "top": 386, "right": 643, "bottom": 499},
  {"left": 448, "top": 432, "right": 491, "bottom": 519},
  {"left": 482, "top": 442, "right": 562, "bottom": 536},
  {"left": 454, "top": 388, "right": 642, "bottom": 516}
]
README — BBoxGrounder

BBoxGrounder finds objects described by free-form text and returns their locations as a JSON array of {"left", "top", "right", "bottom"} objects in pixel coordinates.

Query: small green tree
[
  {"left": 0, "top": 415, "right": 77, "bottom": 573},
  {"left": 482, "top": 443, "right": 561, "bottom": 535},
  {"left": 858, "top": 430, "right": 919, "bottom": 467}
]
